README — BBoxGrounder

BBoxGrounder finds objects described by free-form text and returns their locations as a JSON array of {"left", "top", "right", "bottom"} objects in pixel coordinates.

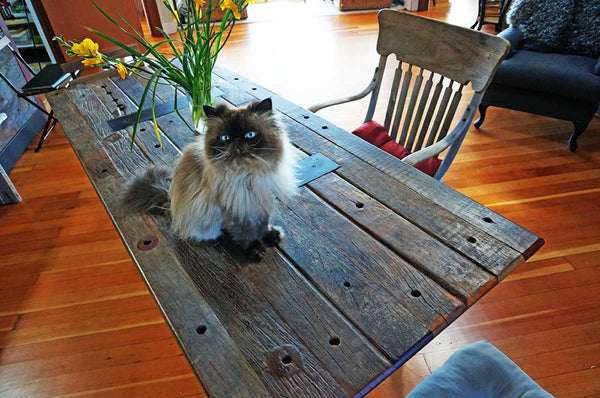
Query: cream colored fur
[{"left": 169, "top": 131, "right": 297, "bottom": 242}]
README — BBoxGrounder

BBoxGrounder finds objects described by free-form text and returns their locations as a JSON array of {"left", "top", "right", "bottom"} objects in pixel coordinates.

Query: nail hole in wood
[
  {"left": 482, "top": 217, "right": 494, "bottom": 223},
  {"left": 252, "top": 87, "right": 257, "bottom": 90},
  {"left": 137, "top": 236, "right": 158, "bottom": 250},
  {"left": 169, "top": 120, "right": 173, "bottom": 123},
  {"left": 140, "top": 128, "right": 146, "bottom": 132},
  {"left": 343, "top": 281, "right": 351, "bottom": 288},
  {"left": 101, "top": 168, "right": 107, "bottom": 173},
  {"left": 411, "top": 289, "right": 421, "bottom": 297},
  {"left": 467, "top": 236, "right": 477, "bottom": 244},
  {"left": 234, "top": 77, "right": 239, "bottom": 80},
  {"left": 355, "top": 202, "right": 364, "bottom": 209},
  {"left": 462, "top": 118, "right": 467, "bottom": 122},
  {"left": 281, "top": 355, "right": 292, "bottom": 365},
  {"left": 154, "top": 144, "right": 160, "bottom": 148},
  {"left": 303, "top": 115, "right": 309, "bottom": 119},
  {"left": 322, "top": 126, "right": 328, "bottom": 129},
  {"left": 196, "top": 325, "right": 207, "bottom": 334},
  {"left": 329, "top": 337, "right": 340, "bottom": 346}
]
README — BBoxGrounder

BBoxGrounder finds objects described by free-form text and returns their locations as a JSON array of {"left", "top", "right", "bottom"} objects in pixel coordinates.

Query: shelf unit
[{"left": 0, "top": 0, "right": 55, "bottom": 72}]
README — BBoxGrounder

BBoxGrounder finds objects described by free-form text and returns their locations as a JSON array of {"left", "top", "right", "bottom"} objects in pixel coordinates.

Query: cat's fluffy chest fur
[{"left": 169, "top": 134, "right": 297, "bottom": 243}]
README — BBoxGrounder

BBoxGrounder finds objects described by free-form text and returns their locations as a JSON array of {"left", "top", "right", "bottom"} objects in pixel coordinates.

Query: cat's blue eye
[
  {"left": 244, "top": 131, "right": 257, "bottom": 139},
  {"left": 219, "top": 135, "right": 230, "bottom": 142}
]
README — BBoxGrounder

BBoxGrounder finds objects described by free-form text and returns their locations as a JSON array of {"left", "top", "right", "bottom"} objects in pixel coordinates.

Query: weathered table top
[{"left": 47, "top": 65, "right": 544, "bottom": 398}]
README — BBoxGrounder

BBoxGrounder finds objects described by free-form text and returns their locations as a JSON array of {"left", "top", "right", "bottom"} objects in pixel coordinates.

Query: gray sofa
[{"left": 474, "top": 26, "right": 600, "bottom": 151}]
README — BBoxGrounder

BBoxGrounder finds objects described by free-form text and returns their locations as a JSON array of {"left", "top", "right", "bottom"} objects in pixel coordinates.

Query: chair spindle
[
  {"left": 425, "top": 79, "right": 453, "bottom": 147},
  {"left": 405, "top": 72, "right": 434, "bottom": 151},
  {"left": 389, "top": 64, "right": 413, "bottom": 141},
  {"left": 398, "top": 68, "right": 424, "bottom": 146},
  {"left": 383, "top": 63, "right": 404, "bottom": 131}
]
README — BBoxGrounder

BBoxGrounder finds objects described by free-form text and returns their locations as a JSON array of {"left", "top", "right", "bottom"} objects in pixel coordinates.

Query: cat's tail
[{"left": 122, "top": 166, "right": 172, "bottom": 214}]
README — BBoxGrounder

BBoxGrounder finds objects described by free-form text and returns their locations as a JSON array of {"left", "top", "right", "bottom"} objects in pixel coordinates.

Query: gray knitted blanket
[{"left": 507, "top": 0, "right": 600, "bottom": 58}]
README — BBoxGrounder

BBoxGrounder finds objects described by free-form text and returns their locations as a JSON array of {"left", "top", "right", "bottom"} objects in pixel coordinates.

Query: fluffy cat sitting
[{"left": 122, "top": 98, "right": 298, "bottom": 260}]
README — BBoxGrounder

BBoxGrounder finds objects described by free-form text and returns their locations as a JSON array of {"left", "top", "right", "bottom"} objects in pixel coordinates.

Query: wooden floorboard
[{"left": 1, "top": 0, "right": 599, "bottom": 396}]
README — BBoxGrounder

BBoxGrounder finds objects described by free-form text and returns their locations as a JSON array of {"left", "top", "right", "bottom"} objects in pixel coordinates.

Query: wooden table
[{"left": 47, "top": 65, "right": 543, "bottom": 398}]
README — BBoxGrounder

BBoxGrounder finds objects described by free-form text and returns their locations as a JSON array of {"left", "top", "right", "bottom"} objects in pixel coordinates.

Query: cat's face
[{"left": 203, "top": 98, "right": 284, "bottom": 172}]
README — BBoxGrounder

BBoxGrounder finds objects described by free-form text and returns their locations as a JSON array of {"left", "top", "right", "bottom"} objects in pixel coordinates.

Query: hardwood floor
[{"left": 2, "top": 1, "right": 600, "bottom": 396}]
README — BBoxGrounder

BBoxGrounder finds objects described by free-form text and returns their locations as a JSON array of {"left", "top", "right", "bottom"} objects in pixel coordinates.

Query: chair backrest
[{"left": 366, "top": 10, "right": 509, "bottom": 153}]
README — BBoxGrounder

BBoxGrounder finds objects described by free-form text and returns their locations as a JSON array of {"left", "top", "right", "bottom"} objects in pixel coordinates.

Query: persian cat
[{"left": 123, "top": 98, "right": 298, "bottom": 260}]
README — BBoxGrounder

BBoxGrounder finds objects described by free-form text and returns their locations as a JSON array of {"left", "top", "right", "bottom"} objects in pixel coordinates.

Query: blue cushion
[
  {"left": 406, "top": 341, "right": 554, "bottom": 398},
  {"left": 493, "top": 50, "right": 600, "bottom": 102},
  {"left": 498, "top": 27, "right": 523, "bottom": 59}
]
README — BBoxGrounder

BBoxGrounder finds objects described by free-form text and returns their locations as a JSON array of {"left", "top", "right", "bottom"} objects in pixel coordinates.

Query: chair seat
[
  {"left": 406, "top": 340, "right": 553, "bottom": 398},
  {"left": 352, "top": 121, "right": 442, "bottom": 177},
  {"left": 494, "top": 50, "right": 600, "bottom": 102},
  {"left": 21, "top": 64, "right": 71, "bottom": 95}
]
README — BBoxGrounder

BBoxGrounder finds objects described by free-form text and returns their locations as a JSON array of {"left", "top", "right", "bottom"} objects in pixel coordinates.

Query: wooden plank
[{"left": 306, "top": 171, "right": 496, "bottom": 304}]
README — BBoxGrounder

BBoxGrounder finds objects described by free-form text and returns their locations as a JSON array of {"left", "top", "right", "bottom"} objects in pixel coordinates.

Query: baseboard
[{"left": 0, "top": 109, "right": 46, "bottom": 173}]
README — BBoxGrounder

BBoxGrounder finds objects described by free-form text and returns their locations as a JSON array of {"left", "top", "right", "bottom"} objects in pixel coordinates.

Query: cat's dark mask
[{"left": 203, "top": 98, "right": 284, "bottom": 171}]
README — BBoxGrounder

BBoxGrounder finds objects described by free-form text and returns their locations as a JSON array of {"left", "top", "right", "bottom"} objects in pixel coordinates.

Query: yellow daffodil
[
  {"left": 71, "top": 38, "right": 99, "bottom": 57},
  {"left": 220, "top": 0, "right": 241, "bottom": 19},
  {"left": 172, "top": 10, "right": 180, "bottom": 23},
  {"left": 242, "top": 0, "right": 255, "bottom": 7},
  {"left": 81, "top": 54, "right": 103, "bottom": 67},
  {"left": 116, "top": 63, "right": 128, "bottom": 80}
]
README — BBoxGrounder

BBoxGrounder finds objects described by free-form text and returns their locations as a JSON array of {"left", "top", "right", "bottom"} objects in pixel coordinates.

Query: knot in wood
[
  {"left": 104, "top": 133, "right": 123, "bottom": 143},
  {"left": 265, "top": 345, "right": 302, "bottom": 378}
]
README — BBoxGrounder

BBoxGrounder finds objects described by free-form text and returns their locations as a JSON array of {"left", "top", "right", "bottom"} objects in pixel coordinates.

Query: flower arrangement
[{"left": 55, "top": 0, "right": 252, "bottom": 147}]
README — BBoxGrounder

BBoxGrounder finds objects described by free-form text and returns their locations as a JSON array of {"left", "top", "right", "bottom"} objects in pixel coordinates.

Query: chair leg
[
  {"left": 473, "top": 105, "right": 488, "bottom": 128},
  {"left": 34, "top": 110, "right": 57, "bottom": 153},
  {"left": 568, "top": 121, "right": 588, "bottom": 152}
]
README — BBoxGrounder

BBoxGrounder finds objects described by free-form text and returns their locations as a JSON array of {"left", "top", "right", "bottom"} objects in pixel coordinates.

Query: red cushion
[
  {"left": 380, "top": 140, "right": 411, "bottom": 159},
  {"left": 351, "top": 121, "right": 392, "bottom": 148},
  {"left": 354, "top": 121, "right": 442, "bottom": 177},
  {"left": 414, "top": 156, "right": 443, "bottom": 177}
]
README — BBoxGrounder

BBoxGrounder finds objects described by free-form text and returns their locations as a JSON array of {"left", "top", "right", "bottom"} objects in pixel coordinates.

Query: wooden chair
[{"left": 309, "top": 10, "right": 509, "bottom": 180}]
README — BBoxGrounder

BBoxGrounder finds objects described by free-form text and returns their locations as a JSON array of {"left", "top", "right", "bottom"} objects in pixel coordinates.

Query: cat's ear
[
  {"left": 203, "top": 105, "right": 219, "bottom": 118},
  {"left": 253, "top": 98, "right": 272, "bottom": 114}
]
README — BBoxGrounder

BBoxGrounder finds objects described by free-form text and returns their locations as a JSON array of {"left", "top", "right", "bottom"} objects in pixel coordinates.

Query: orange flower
[
  {"left": 71, "top": 38, "right": 99, "bottom": 57},
  {"left": 116, "top": 63, "right": 128, "bottom": 80},
  {"left": 219, "top": 0, "right": 240, "bottom": 19},
  {"left": 81, "top": 54, "right": 103, "bottom": 67}
]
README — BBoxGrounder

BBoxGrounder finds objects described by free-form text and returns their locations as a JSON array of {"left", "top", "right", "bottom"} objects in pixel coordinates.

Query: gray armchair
[{"left": 474, "top": 26, "right": 600, "bottom": 151}]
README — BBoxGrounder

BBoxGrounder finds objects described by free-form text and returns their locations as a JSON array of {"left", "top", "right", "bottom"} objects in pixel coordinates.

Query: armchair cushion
[
  {"left": 352, "top": 121, "right": 442, "bottom": 177},
  {"left": 498, "top": 27, "right": 522, "bottom": 59},
  {"left": 493, "top": 50, "right": 600, "bottom": 102},
  {"left": 406, "top": 340, "right": 553, "bottom": 398}
]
